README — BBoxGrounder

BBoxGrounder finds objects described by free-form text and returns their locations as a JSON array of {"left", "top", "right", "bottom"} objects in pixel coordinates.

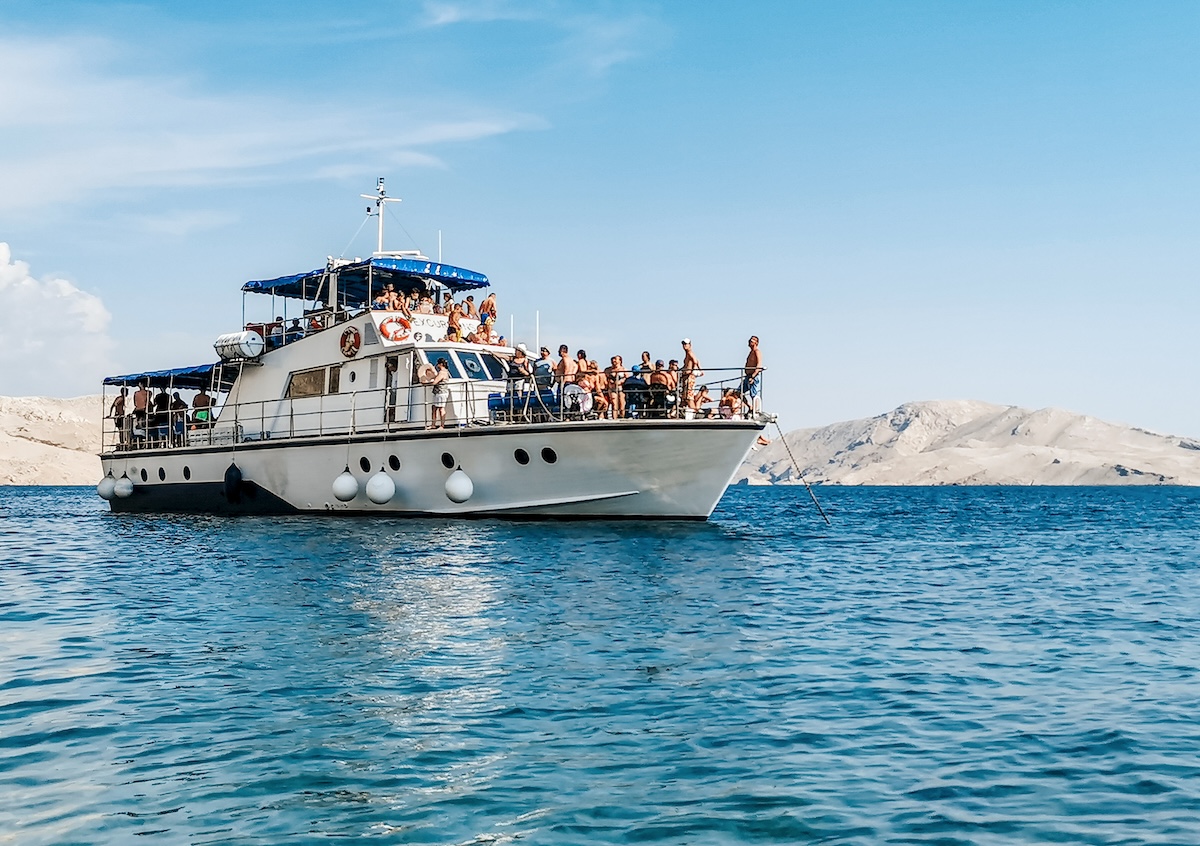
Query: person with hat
[
  {"left": 507, "top": 344, "right": 532, "bottom": 393},
  {"left": 533, "top": 346, "right": 554, "bottom": 390}
]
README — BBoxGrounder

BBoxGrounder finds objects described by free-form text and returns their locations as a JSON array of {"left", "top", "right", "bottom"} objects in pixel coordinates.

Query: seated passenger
[
  {"left": 417, "top": 296, "right": 434, "bottom": 314},
  {"left": 267, "top": 316, "right": 284, "bottom": 349},
  {"left": 692, "top": 385, "right": 713, "bottom": 417},
  {"left": 285, "top": 318, "right": 305, "bottom": 344},
  {"left": 719, "top": 389, "right": 741, "bottom": 419},
  {"left": 192, "top": 387, "right": 214, "bottom": 426}
]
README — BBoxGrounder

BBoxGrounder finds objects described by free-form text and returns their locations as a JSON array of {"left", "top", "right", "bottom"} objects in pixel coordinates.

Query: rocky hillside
[
  {"left": 2, "top": 396, "right": 1198, "bottom": 486},
  {"left": 0, "top": 396, "right": 104, "bottom": 485},
  {"left": 739, "top": 400, "right": 1200, "bottom": 486}
]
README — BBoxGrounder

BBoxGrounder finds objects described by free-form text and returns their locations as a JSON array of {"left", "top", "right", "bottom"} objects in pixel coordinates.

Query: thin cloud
[
  {"left": 0, "top": 243, "right": 115, "bottom": 396},
  {"left": 419, "top": 0, "right": 669, "bottom": 77},
  {"left": 0, "top": 34, "right": 539, "bottom": 214}
]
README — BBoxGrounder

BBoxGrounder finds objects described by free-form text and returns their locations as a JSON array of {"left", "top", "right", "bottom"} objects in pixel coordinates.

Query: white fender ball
[
  {"left": 97, "top": 473, "right": 117, "bottom": 500},
  {"left": 113, "top": 475, "right": 134, "bottom": 499},
  {"left": 445, "top": 468, "right": 473, "bottom": 503},
  {"left": 332, "top": 468, "right": 359, "bottom": 502},
  {"left": 366, "top": 470, "right": 396, "bottom": 505}
]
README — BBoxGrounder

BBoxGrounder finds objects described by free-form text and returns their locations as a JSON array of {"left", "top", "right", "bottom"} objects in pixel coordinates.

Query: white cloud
[
  {"left": 419, "top": 0, "right": 669, "bottom": 77},
  {"left": 0, "top": 243, "right": 115, "bottom": 397},
  {"left": 0, "top": 35, "right": 539, "bottom": 214}
]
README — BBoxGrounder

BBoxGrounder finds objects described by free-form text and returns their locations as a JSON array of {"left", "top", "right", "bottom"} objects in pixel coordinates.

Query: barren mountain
[
  {"left": 2, "top": 396, "right": 1198, "bottom": 487},
  {"left": 739, "top": 400, "right": 1200, "bottom": 485},
  {"left": 0, "top": 396, "right": 104, "bottom": 485}
]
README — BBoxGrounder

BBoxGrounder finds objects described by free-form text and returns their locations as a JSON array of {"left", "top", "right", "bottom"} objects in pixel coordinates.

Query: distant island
[
  {"left": 2, "top": 396, "right": 1198, "bottom": 486},
  {"left": 739, "top": 400, "right": 1200, "bottom": 486}
]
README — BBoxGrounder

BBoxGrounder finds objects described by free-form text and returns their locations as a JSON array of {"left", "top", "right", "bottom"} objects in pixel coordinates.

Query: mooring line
[{"left": 773, "top": 421, "right": 831, "bottom": 526}]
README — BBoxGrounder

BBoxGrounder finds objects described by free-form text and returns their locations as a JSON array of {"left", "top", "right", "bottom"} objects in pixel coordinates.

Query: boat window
[
  {"left": 286, "top": 366, "right": 327, "bottom": 398},
  {"left": 328, "top": 366, "right": 341, "bottom": 393},
  {"left": 456, "top": 351, "right": 490, "bottom": 381},
  {"left": 480, "top": 353, "right": 507, "bottom": 380},
  {"left": 422, "top": 349, "right": 462, "bottom": 379}
]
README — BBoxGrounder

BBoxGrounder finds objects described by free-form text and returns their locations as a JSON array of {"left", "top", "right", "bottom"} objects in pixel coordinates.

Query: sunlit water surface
[{"left": 2, "top": 485, "right": 1199, "bottom": 844}]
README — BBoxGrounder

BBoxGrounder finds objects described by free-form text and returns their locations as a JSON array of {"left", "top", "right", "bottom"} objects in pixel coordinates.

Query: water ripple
[{"left": 1, "top": 485, "right": 1200, "bottom": 842}]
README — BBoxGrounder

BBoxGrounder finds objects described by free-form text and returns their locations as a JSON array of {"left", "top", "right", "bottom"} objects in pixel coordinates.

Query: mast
[{"left": 362, "top": 177, "right": 403, "bottom": 255}]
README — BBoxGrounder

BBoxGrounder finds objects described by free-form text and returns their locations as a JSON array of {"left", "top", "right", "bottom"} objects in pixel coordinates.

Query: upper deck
[{"left": 100, "top": 180, "right": 767, "bottom": 456}]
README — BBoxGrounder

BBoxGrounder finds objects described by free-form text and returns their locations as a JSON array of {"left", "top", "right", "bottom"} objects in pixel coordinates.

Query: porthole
[
  {"left": 140, "top": 468, "right": 148, "bottom": 482},
  {"left": 349, "top": 371, "right": 357, "bottom": 382},
  {"left": 441, "top": 452, "right": 455, "bottom": 469},
  {"left": 388, "top": 454, "right": 401, "bottom": 472},
  {"left": 359, "top": 456, "right": 372, "bottom": 473},
  {"left": 514, "top": 448, "right": 530, "bottom": 465},
  {"left": 158, "top": 467, "right": 166, "bottom": 481},
  {"left": 183, "top": 466, "right": 191, "bottom": 480},
  {"left": 541, "top": 447, "right": 558, "bottom": 464}
]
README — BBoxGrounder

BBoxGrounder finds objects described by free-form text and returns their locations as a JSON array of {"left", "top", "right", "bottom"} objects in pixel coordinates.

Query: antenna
[{"left": 360, "top": 177, "right": 403, "bottom": 255}]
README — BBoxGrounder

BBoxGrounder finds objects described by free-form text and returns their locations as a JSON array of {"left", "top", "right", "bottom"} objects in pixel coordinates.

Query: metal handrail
[{"left": 99, "top": 367, "right": 766, "bottom": 454}]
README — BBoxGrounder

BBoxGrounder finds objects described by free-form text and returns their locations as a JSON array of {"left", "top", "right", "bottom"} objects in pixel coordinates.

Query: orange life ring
[
  {"left": 340, "top": 327, "right": 362, "bottom": 358},
  {"left": 379, "top": 315, "right": 411, "bottom": 342}
]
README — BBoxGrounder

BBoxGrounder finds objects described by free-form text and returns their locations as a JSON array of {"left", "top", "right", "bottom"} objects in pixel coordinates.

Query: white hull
[{"left": 100, "top": 419, "right": 763, "bottom": 519}]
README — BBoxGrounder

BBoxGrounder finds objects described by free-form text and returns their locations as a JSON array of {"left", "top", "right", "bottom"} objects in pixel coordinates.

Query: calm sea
[{"left": 2, "top": 485, "right": 1199, "bottom": 845}]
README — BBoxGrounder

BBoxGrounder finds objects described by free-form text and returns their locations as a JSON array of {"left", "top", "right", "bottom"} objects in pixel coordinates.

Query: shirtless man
[
  {"left": 479, "top": 292, "right": 497, "bottom": 323},
  {"left": 192, "top": 387, "right": 214, "bottom": 427},
  {"left": 109, "top": 388, "right": 129, "bottom": 447},
  {"left": 680, "top": 338, "right": 703, "bottom": 413},
  {"left": 447, "top": 303, "right": 463, "bottom": 336},
  {"left": 648, "top": 359, "right": 672, "bottom": 417},
  {"left": 463, "top": 295, "right": 479, "bottom": 319},
  {"left": 555, "top": 344, "right": 578, "bottom": 392},
  {"left": 604, "top": 355, "right": 625, "bottom": 419},
  {"left": 132, "top": 382, "right": 151, "bottom": 433},
  {"left": 742, "top": 335, "right": 762, "bottom": 415}
]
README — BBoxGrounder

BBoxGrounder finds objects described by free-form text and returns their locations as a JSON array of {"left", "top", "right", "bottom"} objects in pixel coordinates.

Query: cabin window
[
  {"left": 422, "top": 349, "right": 462, "bottom": 379},
  {"left": 286, "top": 367, "right": 327, "bottom": 398},
  {"left": 329, "top": 366, "right": 342, "bottom": 393},
  {"left": 481, "top": 353, "right": 507, "bottom": 380},
  {"left": 456, "top": 351, "right": 490, "bottom": 380}
]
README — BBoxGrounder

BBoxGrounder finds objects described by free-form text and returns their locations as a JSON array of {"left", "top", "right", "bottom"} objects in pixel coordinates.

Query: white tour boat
[{"left": 96, "top": 181, "right": 768, "bottom": 519}]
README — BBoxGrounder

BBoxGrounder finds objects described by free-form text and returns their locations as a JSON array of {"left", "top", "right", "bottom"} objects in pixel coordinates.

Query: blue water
[{"left": 2, "top": 486, "right": 1200, "bottom": 844}]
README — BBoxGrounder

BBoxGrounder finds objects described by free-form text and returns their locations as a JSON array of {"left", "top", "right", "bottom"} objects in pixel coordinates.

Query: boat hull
[{"left": 99, "top": 420, "right": 763, "bottom": 519}]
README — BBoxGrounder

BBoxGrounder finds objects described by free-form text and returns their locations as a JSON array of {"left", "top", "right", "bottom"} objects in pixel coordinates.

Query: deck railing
[{"left": 101, "top": 367, "right": 765, "bottom": 453}]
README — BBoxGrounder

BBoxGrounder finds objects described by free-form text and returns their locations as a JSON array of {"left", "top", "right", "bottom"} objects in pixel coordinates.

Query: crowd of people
[
  {"left": 108, "top": 385, "right": 215, "bottom": 449},
  {"left": 498, "top": 335, "right": 763, "bottom": 420}
]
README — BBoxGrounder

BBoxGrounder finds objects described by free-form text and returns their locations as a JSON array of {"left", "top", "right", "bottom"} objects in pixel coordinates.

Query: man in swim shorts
[{"left": 742, "top": 335, "right": 762, "bottom": 415}]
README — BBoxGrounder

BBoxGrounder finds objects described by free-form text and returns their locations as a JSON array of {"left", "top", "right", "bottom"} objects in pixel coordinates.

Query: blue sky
[{"left": 2, "top": 1, "right": 1198, "bottom": 435}]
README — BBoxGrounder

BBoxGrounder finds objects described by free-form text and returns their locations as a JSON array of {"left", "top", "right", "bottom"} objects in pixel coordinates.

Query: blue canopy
[
  {"left": 242, "top": 256, "right": 489, "bottom": 305},
  {"left": 103, "top": 363, "right": 236, "bottom": 392}
]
